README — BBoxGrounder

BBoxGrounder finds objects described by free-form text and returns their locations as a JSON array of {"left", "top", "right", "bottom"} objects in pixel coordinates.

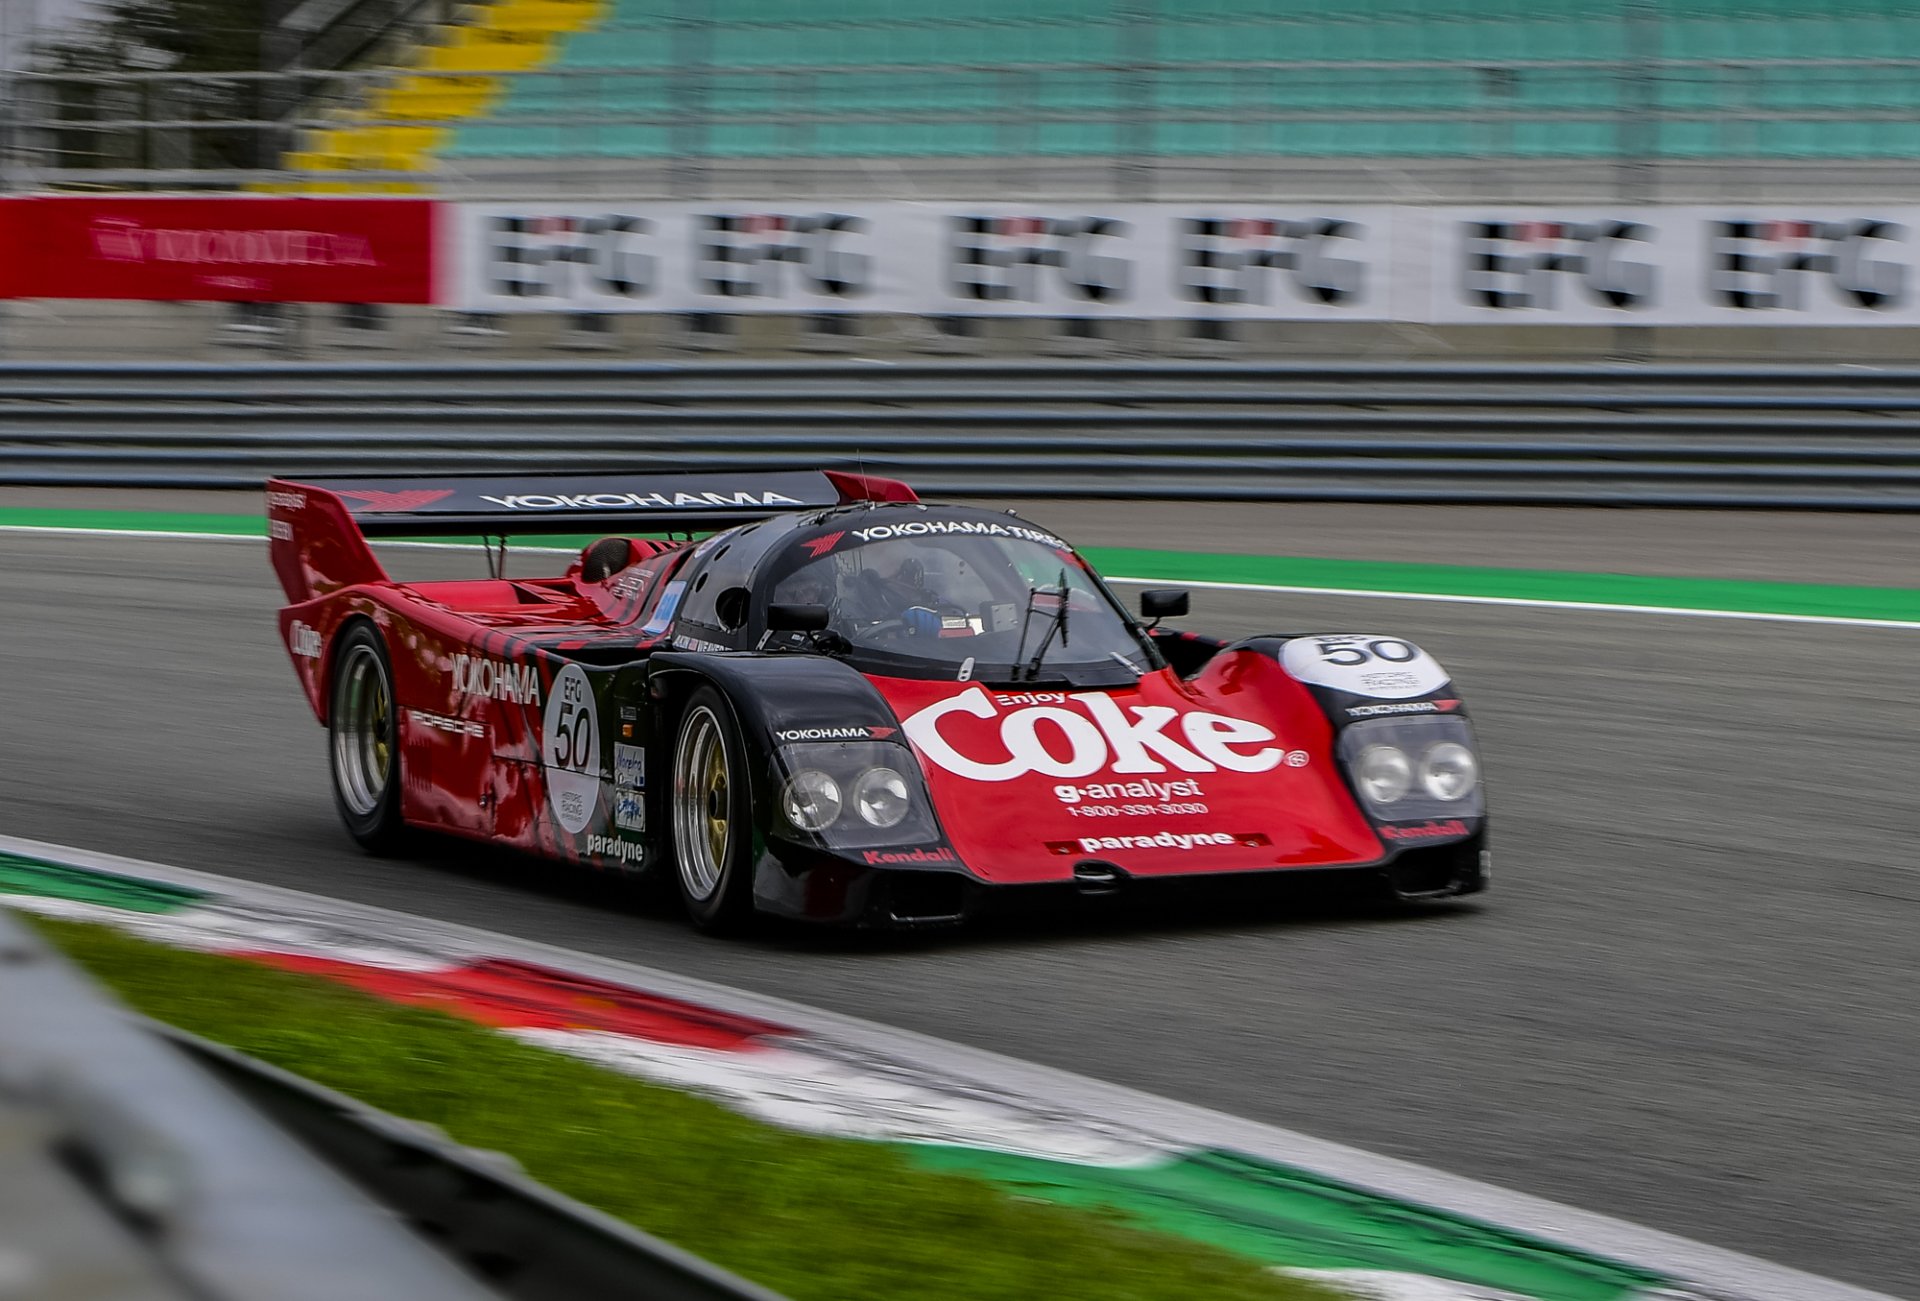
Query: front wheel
[
  {"left": 669, "top": 687, "right": 757, "bottom": 933},
  {"left": 329, "top": 622, "right": 406, "bottom": 854}
]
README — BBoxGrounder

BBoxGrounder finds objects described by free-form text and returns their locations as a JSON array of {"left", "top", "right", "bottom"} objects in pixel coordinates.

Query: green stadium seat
[{"left": 439, "top": 0, "right": 1920, "bottom": 163}]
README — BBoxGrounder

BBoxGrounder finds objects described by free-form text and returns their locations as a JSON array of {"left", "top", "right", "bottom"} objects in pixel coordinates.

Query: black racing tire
[
  {"left": 668, "top": 686, "right": 758, "bottom": 933},
  {"left": 328, "top": 621, "right": 407, "bottom": 854}
]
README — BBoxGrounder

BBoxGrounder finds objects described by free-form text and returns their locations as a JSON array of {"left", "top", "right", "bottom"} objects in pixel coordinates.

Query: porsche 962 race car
[{"left": 269, "top": 471, "right": 1487, "bottom": 930}]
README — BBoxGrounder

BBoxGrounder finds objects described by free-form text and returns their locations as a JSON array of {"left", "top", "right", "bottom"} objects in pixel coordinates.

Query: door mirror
[
  {"left": 768, "top": 602, "right": 832, "bottom": 632},
  {"left": 1139, "top": 589, "right": 1189, "bottom": 620}
]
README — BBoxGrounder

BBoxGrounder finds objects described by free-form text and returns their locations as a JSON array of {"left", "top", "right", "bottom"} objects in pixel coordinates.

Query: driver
[{"left": 837, "top": 552, "right": 986, "bottom": 639}]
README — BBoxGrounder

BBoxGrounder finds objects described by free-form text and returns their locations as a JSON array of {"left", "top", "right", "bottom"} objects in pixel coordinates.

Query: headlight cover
[
  {"left": 851, "top": 766, "right": 912, "bottom": 828},
  {"left": 781, "top": 770, "right": 843, "bottom": 831},
  {"left": 771, "top": 740, "right": 939, "bottom": 849},
  {"left": 1355, "top": 744, "right": 1414, "bottom": 804},
  {"left": 1419, "top": 741, "right": 1479, "bottom": 802},
  {"left": 1337, "top": 716, "right": 1485, "bottom": 822}
]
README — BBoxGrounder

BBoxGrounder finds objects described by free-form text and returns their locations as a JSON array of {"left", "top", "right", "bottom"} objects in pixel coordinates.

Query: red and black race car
[{"left": 269, "top": 471, "right": 1486, "bottom": 931}]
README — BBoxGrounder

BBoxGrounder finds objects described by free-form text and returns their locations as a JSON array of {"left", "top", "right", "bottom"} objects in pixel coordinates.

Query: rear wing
[{"left": 267, "top": 469, "right": 916, "bottom": 605}]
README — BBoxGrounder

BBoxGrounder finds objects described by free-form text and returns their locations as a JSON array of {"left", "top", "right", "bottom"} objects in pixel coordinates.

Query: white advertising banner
[
  {"left": 1421, "top": 206, "right": 1918, "bottom": 326},
  {"left": 441, "top": 202, "right": 1399, "bottom": 320},
  {"left": 442, "top": 202, "right": 1920, "bottom": 325}
]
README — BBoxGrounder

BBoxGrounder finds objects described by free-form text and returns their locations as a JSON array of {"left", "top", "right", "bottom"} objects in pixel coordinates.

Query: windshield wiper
[{"left": 1013, "top": 568, "right": 1071, "bottom": 682}]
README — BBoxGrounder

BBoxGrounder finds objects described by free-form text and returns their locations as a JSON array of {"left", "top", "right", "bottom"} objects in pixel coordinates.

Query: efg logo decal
[
  {"left": 1459, "top": 219, "right": 1655, "bottom": 311},
  {"left": 1706, "top": 218, "right": 1907, "bottom": 311},
  {"left": 487, "top": 213, "right": 655, "bottom": 301},
  {"left": 948, "top": 215, "right": 1131, "bottom": 304},
  {"left": 697, "top": 212, "right": 870, "bottom": 299},
  {"left": 1178, "top": 216, "right": 1365, "bottom": 307}
]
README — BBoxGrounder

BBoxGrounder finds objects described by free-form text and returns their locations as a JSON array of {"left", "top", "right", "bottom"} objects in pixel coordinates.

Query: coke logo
[{"left": 901, "top": 686, "right": 1297, "bottom": 782}]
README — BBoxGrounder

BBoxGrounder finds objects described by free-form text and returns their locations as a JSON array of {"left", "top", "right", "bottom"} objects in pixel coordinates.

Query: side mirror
[
  {"left": 1139, "top": 589, "right": 1189, "bottom": 621},
  {"left": 768, "top": 602, "right": 832, "bottom": 632}
]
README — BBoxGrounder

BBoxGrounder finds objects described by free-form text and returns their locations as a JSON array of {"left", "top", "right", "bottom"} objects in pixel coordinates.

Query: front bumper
[{"left": 750, "top": 826, "right": 1489, "bottom": 927}]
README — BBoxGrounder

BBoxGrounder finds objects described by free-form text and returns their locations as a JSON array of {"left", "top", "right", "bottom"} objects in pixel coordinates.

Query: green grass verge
[{"left": 32, "top": 917, "right": 1341, "bottom": 1301}]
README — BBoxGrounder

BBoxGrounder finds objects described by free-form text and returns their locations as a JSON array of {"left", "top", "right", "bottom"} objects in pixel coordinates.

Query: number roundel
[
  {"left": 1279, "top": 635, "right": 1449, "bottom": 700},
  {"left": 543, "top": 663, "right": 600, "bottom": 833}
]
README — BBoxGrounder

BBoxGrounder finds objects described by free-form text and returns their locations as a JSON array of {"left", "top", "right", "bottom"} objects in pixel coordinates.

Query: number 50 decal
[
  {"left": 1280, "top": 634, "right": 1450, "bottom": 700},
  {"left": 543, "top": 663, "right": 601, "bottom": 833},
  {"left": 1316, "top": 638, "right": 1419, "bottom": 667}
]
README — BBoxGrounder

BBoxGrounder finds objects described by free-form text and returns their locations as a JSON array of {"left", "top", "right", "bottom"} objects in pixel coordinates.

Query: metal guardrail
[
  {"left": 0, "top": 908, "right": 496, "bottom": 1301},
  {"left": 0, "top": 903, "right": 788, "bottom": 1301},
  {"left": 171, "top": 1026, "right": 793, "bottom": 1301},
  {"left": 3, "top": 359, "right": 1920, "bottom": 508}
]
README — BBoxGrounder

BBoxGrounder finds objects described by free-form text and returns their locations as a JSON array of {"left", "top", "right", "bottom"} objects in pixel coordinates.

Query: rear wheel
[
  {"left": 329, "top": 622, "right": 406, "bottom": 853},
  {"left": 669, "top": 687, "right": 757, "bottom": 933}
]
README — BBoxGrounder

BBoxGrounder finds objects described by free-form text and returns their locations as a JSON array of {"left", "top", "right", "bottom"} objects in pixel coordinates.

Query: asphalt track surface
[{"left": 2, "top": 506, "right": 1916, "bottom": 1296}]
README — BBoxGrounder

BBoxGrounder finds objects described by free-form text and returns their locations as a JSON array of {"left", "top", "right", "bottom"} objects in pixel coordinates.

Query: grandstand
[{"left": 281, "top": 0, "right": 1920, "bottom": 197}]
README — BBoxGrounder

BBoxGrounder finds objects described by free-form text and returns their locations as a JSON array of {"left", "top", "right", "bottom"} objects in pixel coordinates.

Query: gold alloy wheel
[{"left": 672, "top": 705, "right": 731, "bottom": 901}]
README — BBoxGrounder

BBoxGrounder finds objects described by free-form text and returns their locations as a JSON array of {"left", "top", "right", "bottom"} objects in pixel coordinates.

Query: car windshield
[{"left": 767, "top": 523, "right": 1155, "bottom": 684}]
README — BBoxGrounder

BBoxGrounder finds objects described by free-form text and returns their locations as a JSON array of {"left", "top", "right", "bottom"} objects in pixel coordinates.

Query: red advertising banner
[{"left": 0, "top": 196, "right": 436, "bottom": 302}]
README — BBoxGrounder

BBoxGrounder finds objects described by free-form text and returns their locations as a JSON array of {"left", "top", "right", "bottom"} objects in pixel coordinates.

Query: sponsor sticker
[
  {"left": 287, "top": 621, "right": 322, "bottom": 659},
  {"left": 849, "top": 518, "right": 1068, "bottom": 550},
  {"left": 613, "top": 742, "right": 645, "bottom": 790},
  {"left": 639, "top": 581, "right": 685, "bottom": 637},
  {"left": 775, "top": 726, "right": 897, "bottom": 742},
  {"left": 902, "top": 686, "right": 1290, "bottom": 782},
  {"left": 339, "top": 488, "right": 454, "bottom": 514},
  {"left": 451, "top": 653, "right": 542, "bottom": 706},
  {"left": 478, "top": 489, "right": 803, "bottom": 512},
  {"left": 1379, "top": 818, "right": 1471, "bottom": 842},
  {"left": 613, "top": 791, "right": 646, "bottom": 834},
  {"left": 542, "top": 663, "right": 599, "bottom": 835},
  {"left": 266, "top": 490, "right": 306, "bottom": 511},
  {"left": 586, "top": 834, "right": 644, "bottom": 865},
  {"left": 269, "top": 520, "right": 294, "bottom": 541},
  {"left": 1346, "top": 699, "right": 1462, "bottom": 718},
  {"left": 1052, "top": 831, "right": 1269, "bottom": 855},
  {"left": 861, "top": 846, "right": 958, "bottom": 866},
  {"left": 406, "top": 709, "right": 484, "bottom": 738},
  {"left": 1053, "top": 778, "right": 1203, "bottom": 805}
]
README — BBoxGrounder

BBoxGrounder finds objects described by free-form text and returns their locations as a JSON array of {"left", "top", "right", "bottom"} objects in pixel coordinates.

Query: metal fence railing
[{"left": 2, "top": 358, "right": 1918, "bottom": 509}]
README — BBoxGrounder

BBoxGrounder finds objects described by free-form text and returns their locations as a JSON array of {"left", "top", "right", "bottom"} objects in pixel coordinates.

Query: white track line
[
  {"left": 6, "top": 521, "right": 1918, "bottom": 630},
  {"left": 1104, "top": 575, "right": 1920, "bottom": 631},
  {"left": 1, "top": 832, "right": 1896, "bottom": 1301}
]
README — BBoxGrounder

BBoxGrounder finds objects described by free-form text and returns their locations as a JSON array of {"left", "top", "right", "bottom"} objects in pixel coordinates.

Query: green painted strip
[
  {"left": 0, "top": 507, "right": 264, "bottom": 537},
  {"left": 1081, "top": 545, "right": 1920, "bottom": 623},
  {"left": 0, "top": 852, "right": 204, "bottom": 914},
  {"left": 5, "top": 505, "right": 1919, "bottom": 623},
  {"left": 904, "top": 1145, "right": 1665, "bottom": 1301}
]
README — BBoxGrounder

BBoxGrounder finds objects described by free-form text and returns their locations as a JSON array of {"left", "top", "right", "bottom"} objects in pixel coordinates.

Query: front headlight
[
  {"left": 852, "top": 766, "right": 911, "bottom": 828},
  {"left": 1356, "top": 745, "right": 1413, "bottom": 804},
  {"left": 772, "top": 740, "right": 941, "bottom": 849},
  {"left": 781, "top": 770, "right": 843, "bottom": 831},
  {"left": 1419, "top": 742, "right": 1478, "bottom": 802},
  {"left": 1336, "top": 715, "right": 1484, "bottom": 822}
]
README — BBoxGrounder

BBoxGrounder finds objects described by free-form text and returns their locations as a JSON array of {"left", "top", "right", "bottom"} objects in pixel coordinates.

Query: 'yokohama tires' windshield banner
[{"left": 0, "top": 196, "right": 436, "bottom": 302}]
